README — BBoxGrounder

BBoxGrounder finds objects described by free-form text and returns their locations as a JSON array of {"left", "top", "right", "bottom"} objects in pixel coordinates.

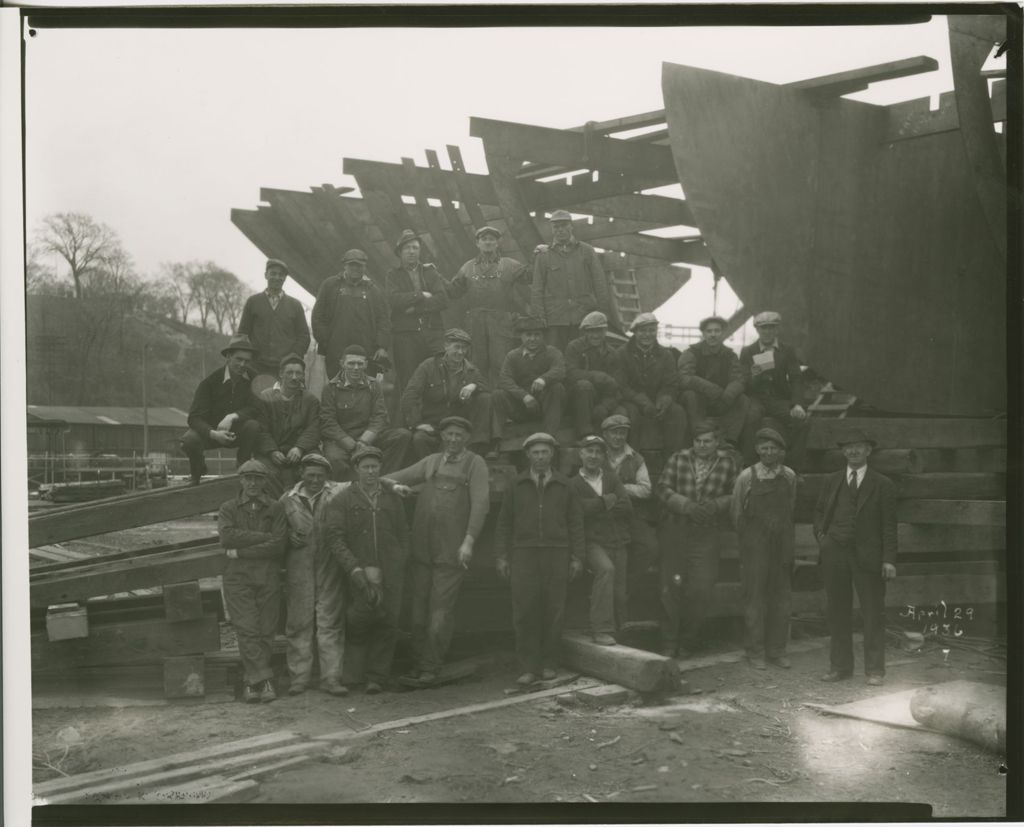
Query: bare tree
[
  {"left": 36, "top": 212, "right": 123, "bottom": 300},
  {"left": 204, "top": 268, "right": 247, "bottom": 334},
  {"left": 26, "top": 244, "right": 72, "bottom": 296}
]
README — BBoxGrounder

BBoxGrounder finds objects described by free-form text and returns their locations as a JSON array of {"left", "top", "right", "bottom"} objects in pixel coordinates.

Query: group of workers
[{"left": 187, "top": 212, "right": 897, "bottom": 702}]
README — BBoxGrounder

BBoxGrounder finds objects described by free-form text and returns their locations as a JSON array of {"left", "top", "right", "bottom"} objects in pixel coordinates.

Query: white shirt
[
  {"left": 579, "top": 468, "right": 604, "bottom": 496},
  {"left": 846, "top": 464, "right": 868, "bottom": 488}
]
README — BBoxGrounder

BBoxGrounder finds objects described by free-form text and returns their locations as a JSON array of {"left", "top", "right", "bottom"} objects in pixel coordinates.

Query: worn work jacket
[
  {"left": 498, "top": 345, "right": 566, "bottom": 400},
  {"left": 401, "top": 354, "right": 488, "bottom": 426},
  {"left": 320, "top": 483, "right": 410, "bottom": 575},
  {"left": 678, "top": 342, "right": 744, "bottom": 400},
  {"left": 319, "top": 374, "right": 389, "bottom": 444},
  {"left": 311, "top": 275, "right": 392, "bottom": 368},
  {"left": 739, "top": 341, "right": 805, "bottom": 406},
  {"left": 532, "top": 239, "right": 609, "bottom": 328},
  {"left": 386, "top": 264, "right": 449, "bottom": 335},
  {"left": 618, "top": 340, "right": 681, "bottom": 409},
  {"left": 568, "top": 469, "right": 633, "bottom": 548},
  {"left": 255, "top": 386, "right": 321, "bottom": 455},
  {"left": 237, "top": 291, "right": 311, "bottom": 370},
  {"left": 564, "top": 335, "right": 623, "bottom": 392},
  {"left": 187, "top": 365, "right": 259, "bottom": 438},
  {"left": 451, "top": 255, "right": 529, "bottom": 315},
  {"left": 218, "top": 492, "right": 288, "bottom": 562},
  {"left": 280, "top": 480, "right": 347, "bottom": 554},
  {"left": 494, "top": 470, "right": 585, "bottom": 564}
]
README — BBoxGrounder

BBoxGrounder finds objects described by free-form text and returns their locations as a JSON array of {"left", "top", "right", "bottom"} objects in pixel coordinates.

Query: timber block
[
  {"left": 46, "top": 603, "right": 88, "bottom": 641},
  {"left": 561, "top": 632, "right": 683, "bottom": 693},
  {"left": 163, "top": 581, "right": 204, "bottom": 622},
  {"left": 164, "top": 655, "right": 206, "bottom": 699},
  {"left": 575, "top": 684, "right": 631, "bottom": 708}
]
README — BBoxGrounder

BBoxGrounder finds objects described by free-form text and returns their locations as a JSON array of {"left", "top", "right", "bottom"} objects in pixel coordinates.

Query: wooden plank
[
  {"left": 805, "top": 418, "right": 1006, "bottom": 450},
  {"left": 806, "top": 447, "right": 1007, "bottom": 474},
  {"left": 560, "top": 632, "right": 682, "bottom": 693},
  {"left": 806, "top": 448, "right": 924, "bottom": 474},
  {"left": 590, "top": 232, "right": 711, "bottom": 266},
  {"left": 789, "top": 55, "right": 939, "bottom": 96},
  {"left": 32, "top": 614, "right": 221, "bottom": 671},
  {"left": 314, "top": 187, "right": 393, "bottom": 277},
  {"left": 401, "top": 156, "right": 461, "bottom": 273},
  {"left": 425, "top": 148, "right": 479, "bottom": 261},
  {"left": 898, "top": 499, "right": 1005, "bottom": 526},
  {"left": 261, "top": 188, "right": 348, "bottom": 275},
  {"left": 29, "top": 475, "right": 239, "bottom": 547},
  {"left": 446, "top": 144, "right": 489, "bottom": 230},
  {"left": 482, "top": 145, "right": 545, "bottom": 256},
  {"left": 795, "top": 473, "right": 1004, "bottom": 514},
  {"left": 163, "top": 581, "right": 203, "bottom": 622},
  {"left": 564, "top": 193, "right": 695, "bottom": 228}
]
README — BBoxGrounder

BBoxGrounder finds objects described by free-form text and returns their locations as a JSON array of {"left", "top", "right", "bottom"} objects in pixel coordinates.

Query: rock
[{"left": 576, "top": 684, "right": 631, "bottom": 708}]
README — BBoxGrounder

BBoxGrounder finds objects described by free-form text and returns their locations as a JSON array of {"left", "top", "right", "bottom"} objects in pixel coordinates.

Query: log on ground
[
  {"left": 909, "top": 680, "right": 1006, "bottom": 753},
  {"left": 560, "top": 632, "right": 683, "bottom": 693}
]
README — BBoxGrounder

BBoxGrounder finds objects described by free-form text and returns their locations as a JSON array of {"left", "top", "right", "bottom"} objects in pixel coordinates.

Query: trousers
[
  {"left": 587, "top": 543, "right": 628, "bottom": 635},
  {"left": 660, "top": 521, "right": 725, "bottom": 650},
  {"left": 510, "top": 546, "right": 570, "bottom": 675},
  {"left": 345, "top": 562, "right": 405, "bottom": 684},
  {"left": 180, "top": 419, "right": 260, "bottom": 481},
  {"left": 494, "top": 383, "right": 566, "bottom": 437},
  {"left": 323, "top": 428, "right": 412, "bottom": 481},
  {"left": 571, "top": 379, "right": 624, "bottom": 436},
  {"left": 467, "top": 308, "right": 514, "bottom": 387},
  {"left": 223, "top": 559, "right": 281, "bottom": 686},
  {"left": 409, "top": 561, "right": 466, "bottom": 673},
  {"left": 284, "top": 546, "right": 346, "bottom": 685},
  {"left": 821, "top": 538, "right": 887, "bottom": 676}
]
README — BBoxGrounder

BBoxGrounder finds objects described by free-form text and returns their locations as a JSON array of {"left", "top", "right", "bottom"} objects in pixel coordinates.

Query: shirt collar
[
  {"left": 223, "top": 365, "right": 233, "bottom": 384},
  {"left": 579, "top": 467, "right": 603, "bottom": 481},
  {"left": 754, "top": 461, "right": 784, "bottom": 478},
  {"left": 265, "top": 287, "right": 282, "bottom": 298},
  {"left": 476, "top": 251, "right": 500, "bottom": 265},
  {"left": 530, "top": 468, "right": 551, "bottom": 486},
  {"left": 846, "top": 465, "right": 868, "bottom": 485},
  {"left": 444, "top": 449, "right": 467, "bottom": 463}
]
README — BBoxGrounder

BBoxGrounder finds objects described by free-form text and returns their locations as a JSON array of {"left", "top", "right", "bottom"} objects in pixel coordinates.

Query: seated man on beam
[
  {"left": 494, "top": 315, "right": 567, "bottom": 441},
  {"left": 565, "top": 311, "right": 624, "bottom": 437}
]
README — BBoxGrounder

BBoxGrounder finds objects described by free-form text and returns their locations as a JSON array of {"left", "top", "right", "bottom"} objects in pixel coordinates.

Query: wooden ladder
[{"left": 610, "top": 266, "right": 642, "bottom": 328}]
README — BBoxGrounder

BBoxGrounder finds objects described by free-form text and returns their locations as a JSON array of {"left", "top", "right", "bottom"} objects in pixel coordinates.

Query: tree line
[{"left": 27, "top": 211, "right": 248, "bottom": 334}]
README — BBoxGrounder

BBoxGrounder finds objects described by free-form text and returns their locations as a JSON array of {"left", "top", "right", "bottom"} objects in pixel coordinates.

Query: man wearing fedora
[
  {"left": 495, "top": 433, "right": 585, "bottom": 686},
  {"left": 565, "top": 311, "right": 625, "bottom": 436},
  {"left": 532, "top": 210, "right": 611, "bottom": 353},
  {"left": 401, "top": 328, "right": 498, "bottom": 459},
  {"left": 181, "top": 334, "right": 262, "bottom": 486},
  {"left": 495, "top": 316, "right": 567, "bottom": 438},
  {"left": 679, "top": 315, "right": 753, "bottom": 457},
  {"left": 311, "top": 249, "right": 392, "bottom": 378},
  {"left": 386, "top": 416, "right": 491, "bottom": 686},
  {"left": 237, "top": 258, "right": 311, "bottom": 376},
  {"left": 449, "top": 226, "right": 529, "bottom": 386},
  {"left": 386, "top": 230, "right": 450, "bottom": 412},
  {"left": 739, "top": 311, "right": 808, "bottom": 469},
  {"left": 731, "top": 427, "right": 799, "bottom": 670},
  {"left": 814, "top": 429, "right": 897, "bottom": 686}
]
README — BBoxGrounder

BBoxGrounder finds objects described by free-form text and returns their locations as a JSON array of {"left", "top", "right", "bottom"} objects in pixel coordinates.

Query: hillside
[{"left": 26, "top": 295, "right": 232, "bottom": 407}]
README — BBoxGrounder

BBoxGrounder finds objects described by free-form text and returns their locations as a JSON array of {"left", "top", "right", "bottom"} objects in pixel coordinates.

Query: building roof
[{"left": 27, "top": 406, "right": 189, "bottom": 428}]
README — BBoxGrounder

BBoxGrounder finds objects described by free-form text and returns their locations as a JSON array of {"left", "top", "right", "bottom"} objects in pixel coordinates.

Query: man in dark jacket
[
  {"left": 401, "top": 328, "right": 497, "bottom": 458},
  {"left": 739, "top": 311, "right": 808, "bottom": 468},
  {"left": 237, "top": 259, "right": 311, "bottom": 376},
  {"left": 569, "top": 435, "right": 632, "bottom": 645},
  {"left": 679, "top": 315, "right": 753, "bottom": 456},
  {"left": 814, "top": 429, "right": 897, "bottom": 686},
  {"left": 532, "top": 210, "right": 611, "bottom": 352},
  {"left": 618, "top": 314, "right": 687, "bottom": 453},
  {"left": 181, "top": 334, "right": 261, "bottom": 486},
  {"left": 253, "top": 353, "right": 321, "bottom": 496},
  {"left": 494, "top": 316, "right": 567, "bottom": 438},
  {"left": 320, "top": 445, "right": 411, "bottom": 694},
  {"left": 319, "top": 345, "right": 411, "bottom": 481},
  {"left": 495, "top": 433, "right": 585, "bottom": 686},
  {"left": 565, "top": 311, "right": 624, "bottom": 436},
  {"left": 311, "top": 249, "right": 392, "bottom": 376},
  {"left": 386, "top": 230, "right": 449, "bottom": 413},
  {"left": 218, "top": 459, "right": 288, "bottom": 703}
]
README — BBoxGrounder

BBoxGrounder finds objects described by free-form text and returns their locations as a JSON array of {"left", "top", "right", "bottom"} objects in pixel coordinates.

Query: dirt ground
[{"left": 32, "top": 631, "right": 1006, "bottom": 816}]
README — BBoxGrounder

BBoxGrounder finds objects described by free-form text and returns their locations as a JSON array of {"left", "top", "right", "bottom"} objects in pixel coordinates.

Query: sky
[{"left": 23, "top": 14, "right": 971, "bottom": 342}]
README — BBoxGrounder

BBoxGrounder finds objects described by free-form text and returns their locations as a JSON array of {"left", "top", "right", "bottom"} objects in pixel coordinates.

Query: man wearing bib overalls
[{"left": 386, "top": 416, "right": 490, "bottom": 687}]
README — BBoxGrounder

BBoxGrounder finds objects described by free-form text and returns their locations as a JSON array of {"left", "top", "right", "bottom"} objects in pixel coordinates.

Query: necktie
[
  {"left": 538, "top": 473, "right": 546, "bottom": 490},
  {"left": 849, "top": 470, "right": 858, "bottom": 493}
]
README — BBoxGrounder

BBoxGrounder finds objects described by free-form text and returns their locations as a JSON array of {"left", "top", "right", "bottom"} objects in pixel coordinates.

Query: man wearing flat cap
[
  {"left": 679, "top": 315, "right": 753, "bottom": 458},
  {"left": 813, "top": 429, "right": 897, "bottom": 687},
  {"left": 618, "top": 313, "right": 688, "bottom": 454},
  {"left": 565, "top": 311, "right": 625, "bottom": 436},
  {"left": 320, "top": 445, "right": 411, "bottom": 694},
  {"left": 657, "top": 421, "right": 739, "bottom": 659},
  {"left": 238, "top": 259, "right": 311, "bottom": 376},
  {"left": 218, "top": 459, "right": 288, "bottom": 703},
  {"left": 731, "top": 427, "right": 799, "bottom": 670},
  {"left": 253, "top": 353, "right": 322, "bottom": 497},
  {"left": 601, "top": 414, "right": 659, "bottom": 579},
  {"left": 385, "top": 416, "right": 490, "bottom": 686},
  {"left": 495, "top": 316, "right": 567, "bottom": 438},
  {"left": 279, "top": 453, "right": 349, "bottom": 697},
  {"left": 180, "top": 334, "right": 262, "bottom": 486},
  {"left": 449, "top": 226, "right": 530, "bottom": 386},
  {"left": 569, "top": 435, "right": 633, "bottom": 646},
  {"left": 495, "top": 432, "right": 586, "bottom": 686},
  {"left": 532, "top": 210, "right": 611, "bottom": 353},
  {"left": 319, "top": 344, "right": 412, "bottom": 481},
  {"left": 386, "top": 230, "right": 450, "bottom": 414},
  {"left": 739, "top": 311, "right": 808, "bottom": 469},
  {"left": 401, "top": 328, "right": 499, "bottom": 459},
  {"left": 311, "top": 249, "right": 392, "bottom": 379}
]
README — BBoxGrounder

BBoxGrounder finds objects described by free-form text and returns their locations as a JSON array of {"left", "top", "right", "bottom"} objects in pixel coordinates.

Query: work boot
[
  {"left": 768, "top": 656, "right": 791, "bottom": 669},
  {"left": 243, "top": 684, "right": 260, "bottom": 704},
  {"left": 865, "top": 675, "right": 884, "bottom": 687},
  {"left": 541, "top": 669, "right": 557, "bottom": 681},
  {"left": 748, "top": 656, "right": 767, "bottom": 670},
  {"left": 365, "top": 681, "right": 383, "bottom": 695},
  {"left": 593, "top": 633, "right": 617, "bottom": 646},
  {"left": 516, "top": 672, "right": 538, "bottom": 687},
  {"left": 819, "top": 670, "right": 852, "bottom": 683},
  {"left": 259, "top": 680, "right": 278, "bottom": 703},
  {"left": 288, "top": 681, "right": 308, "bottom": 696},
  {"left": 322, "top": 677, "right": 349, "bottom": 697}
]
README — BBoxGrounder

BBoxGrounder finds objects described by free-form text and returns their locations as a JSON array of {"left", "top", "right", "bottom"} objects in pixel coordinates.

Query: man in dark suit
[
  {"left": 813, "top": 428, "right": 898, "bottom": 686},
  {"left": 237, "top": 259, "right": 311, "bottom": 376}
]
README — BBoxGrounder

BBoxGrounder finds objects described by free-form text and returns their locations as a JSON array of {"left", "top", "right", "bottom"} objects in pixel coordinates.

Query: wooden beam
[
  {"left": 560, "top": 632, "right": 682, "bottom": 693},
  {"left": 564, "top": 193, "right": 695, "bottom": 229},
  {"left": 796, "top": 473, "right": 1005, "bottom": 514},
  {"left": 401, "top": 156, "right": 461, "bottom": 273},
  {"left": 445, "top": 145, "right": 490, "bottom": 230},
  {"left": 805, "top": 418, "right": 1006, "bottom": 450},
  {"left": 29, "top": 476, "right": 240, "bottom": 548},
  {"left": 592, "top": 233, "right": 711, "bottom": 266},
  {"left": 897, "top": 499, "right": 1005, "bottom": 526},
  {"left": 425, "top": 148, "right": 479, "bottom": 261},
  {"left": 789, "top": 55, "right": 939, "bottom": 96},
  {"left": 310, "top": 186, "right": 391, "bottom": 277},
  {"left": 482, "top": 144, "right": 545, "bottom": 255}
]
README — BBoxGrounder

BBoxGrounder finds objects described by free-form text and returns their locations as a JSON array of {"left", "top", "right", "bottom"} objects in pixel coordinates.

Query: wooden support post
[
  {"left": 560, "top": 632, "right": 684, "bottom": 694},
  {"left": 163, "top": 581, "right": 203, "bottom": 622},
  {"left": 45, "top": 603, "right": 88, "bottom": 642}
]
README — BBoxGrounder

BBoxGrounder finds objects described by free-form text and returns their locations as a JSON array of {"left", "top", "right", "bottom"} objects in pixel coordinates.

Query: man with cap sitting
[
  {"left": 237, "top": 259, "right": 311, "bottom": 376},
  {"left": 319, "top": 344, "right": 412, "bottom": 481},
  {"left": 679, "top": 315, "right": 753, "bottom": 457},
  {"left": 253, "top": 353, "right": 322, "bottom": 497},
  {"left": 739, "top": 311, "right": 808, "bottom": 469},
  {"left": 565, "top": 311, "right": 625, "bottom": 436},
  {"left": 217, "top": 459, "right": 288, "bottom": 703},
  {"left": 279, "top": 453, "right": 349, "bottom": 697},
  {"left": 181, "top": 334, "right": 262, "bottom": 486},
  {"left": 658, "top": 421, "right": 739, "bottom": 658},
  {"left": 813, "top": 429, "right": 897, "bottom": 687},
  {"left": 385, "top": 416, "right": 490, "bottom": 686},
  {"left": 568, "top": 435, "right": 633, "bottom": 646},
  {"left": 311, "top": 249, "right": 392, "bottom": 379},
  {"left": 601, "top": 414, "right": 659, "bottom": 577},
  {"left": 495, "top": 433, "right": 586, "bottom": 686},
  {"left": 449, "top": 226, "right": 530, "bottom": 386},
  {"left": 401, "top": 328, "right": 498, "bottom": 460},
  {"left": 618, "top": 313, "right": 687, "bottom": 455},
  {"left": 320, "top": 445, "right": 411, "bottom": 694},
  {"left": 731, "top": 427, "right": 799, "bottom": 670},
  {"left": 532, "top": 210, "right": 611, "bottom": 353},
  {"left": 495, "top": 316, "right": 567, "bottom": 438},
  {"left": 386, "top": 230, "right": 450, "bottom": 414}
]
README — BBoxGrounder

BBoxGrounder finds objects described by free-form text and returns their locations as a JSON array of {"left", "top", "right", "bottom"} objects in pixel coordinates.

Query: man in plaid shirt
[{"left": 656, "top": 421, "right": 739, "bottom": 658}]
